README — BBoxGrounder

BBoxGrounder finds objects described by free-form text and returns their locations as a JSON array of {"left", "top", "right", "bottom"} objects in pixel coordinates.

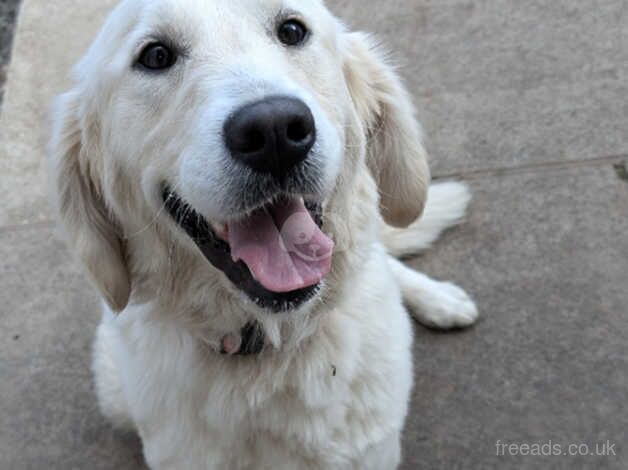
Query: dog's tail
[
  {"left": 384, "top": 181, "right": 479, "bottom": 329},
  {"left": 381, "top": 181, "right": 471, "bottom": 257}
]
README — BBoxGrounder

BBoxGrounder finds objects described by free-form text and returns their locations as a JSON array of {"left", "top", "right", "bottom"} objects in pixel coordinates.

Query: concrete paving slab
[
  {"left": 0, "top": 224, "right": 146, "bottom": 470},
  {"left": 2, "top": 162, "right": 626, "bottom": 469},
  {"left": 402, "top": 163, "right": 628, "bottom": 469},
  {"left": 0, "top": 0, "right": 116, "bottom": 227},
  {"left": 329, "top": 0, "right": 628, "bottom": 174}
]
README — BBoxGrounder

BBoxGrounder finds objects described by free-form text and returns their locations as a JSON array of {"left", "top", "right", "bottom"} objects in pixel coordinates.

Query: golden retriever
[{"left": 49, "top": 0, "right": 478, "bottom": 468}]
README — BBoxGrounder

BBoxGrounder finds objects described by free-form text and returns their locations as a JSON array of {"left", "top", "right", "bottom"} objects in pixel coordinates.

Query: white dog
[{"left": 49, "top": 0, "right": 478, "bottom": 468}]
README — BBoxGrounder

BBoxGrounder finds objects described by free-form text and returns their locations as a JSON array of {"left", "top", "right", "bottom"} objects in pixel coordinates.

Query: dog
[{"left": 49, "top": 0, "right": 479, "bottom": 468}]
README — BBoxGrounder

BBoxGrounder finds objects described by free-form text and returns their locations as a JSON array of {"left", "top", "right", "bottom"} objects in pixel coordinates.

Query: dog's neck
[{"left": 219, "top": 321, "right": 265, "bottom": 356}]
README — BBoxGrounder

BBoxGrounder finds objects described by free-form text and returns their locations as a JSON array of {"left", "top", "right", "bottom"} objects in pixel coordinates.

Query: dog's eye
[
  {"left": 137, "top": 43, "right": 176, "bottom": 70},
  {"left": 277, "top": 20, "right": 309, "bottom": 46}
]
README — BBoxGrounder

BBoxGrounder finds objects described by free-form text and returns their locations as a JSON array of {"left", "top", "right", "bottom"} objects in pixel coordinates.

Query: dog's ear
[
  {"left": 343, "top": 32, "right": 431, "bottom": 228},
  {"left": 49, "top": 91, "right": 131, "bottom": 312}
]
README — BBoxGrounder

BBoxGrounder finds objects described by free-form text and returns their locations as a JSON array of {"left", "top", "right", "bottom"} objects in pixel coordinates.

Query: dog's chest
[
  {"left": 135, "top": 326, "right": 365, "bottom": 469},
  {"left": 122, "top": 260, "right": 412, "bottom": 469}
]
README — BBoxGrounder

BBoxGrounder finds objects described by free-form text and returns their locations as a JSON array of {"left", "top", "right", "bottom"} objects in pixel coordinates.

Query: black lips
[{"left": 162, "top": 187, "right": 323, "bottom": 313}]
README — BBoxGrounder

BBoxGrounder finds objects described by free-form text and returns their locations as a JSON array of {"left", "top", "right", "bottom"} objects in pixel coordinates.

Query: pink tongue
[{"left": 228, "top": 199, "right": 334, "bottom": 293}]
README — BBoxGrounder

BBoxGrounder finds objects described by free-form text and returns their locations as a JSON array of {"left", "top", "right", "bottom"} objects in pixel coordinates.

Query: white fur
[
  {"left": 382, "top": 181, "right": 472, "bottom": 257},
  {"left": 388, "top": 257, "right": 479, "bottom": 330},
  {"left": 50, "top": 1, "right": 479, "bottom": 468}
]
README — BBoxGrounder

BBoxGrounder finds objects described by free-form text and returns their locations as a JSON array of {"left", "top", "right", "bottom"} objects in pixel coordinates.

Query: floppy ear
[
  {"left": 49, "top": 91, "right": 131, "bottom": 312},
  {"left": 343, "top": 32, "right": 431, "bottom": 228}
]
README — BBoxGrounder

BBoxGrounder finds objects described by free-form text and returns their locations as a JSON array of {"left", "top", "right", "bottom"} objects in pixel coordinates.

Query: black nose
[{"left": 224, "top": 96, "right": 316, "bottom": 179}]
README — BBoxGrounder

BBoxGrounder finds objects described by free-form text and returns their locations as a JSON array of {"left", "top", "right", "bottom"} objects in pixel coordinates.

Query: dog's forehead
[
  {"left": 138, "top": 0, "right": 329, "bottom": 27},
  {"left": 111, "top": 0, "right": 336, "bottom": 58}
]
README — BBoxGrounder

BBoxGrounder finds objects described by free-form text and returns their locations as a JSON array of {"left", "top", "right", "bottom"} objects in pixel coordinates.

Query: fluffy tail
[
  {"left": 383, "top": 181, "right": 478, "bottom": 329},
  {"left": 381, "top": 181, "right": 471, "bottom": 257}
]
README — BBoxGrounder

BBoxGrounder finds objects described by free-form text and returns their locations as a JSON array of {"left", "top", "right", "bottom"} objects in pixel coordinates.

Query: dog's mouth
[{"left": 162, "top": 187, "right": 334, "bottom": 312}]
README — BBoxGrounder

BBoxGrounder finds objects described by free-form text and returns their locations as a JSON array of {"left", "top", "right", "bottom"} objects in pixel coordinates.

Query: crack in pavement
[{"left": 434, "top": 154, "right": 628, "bottom": 181}]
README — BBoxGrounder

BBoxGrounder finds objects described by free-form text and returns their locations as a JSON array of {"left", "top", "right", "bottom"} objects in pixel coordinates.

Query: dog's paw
[{"left": 412, "top": 281, "right": 479, "bottom": 330}]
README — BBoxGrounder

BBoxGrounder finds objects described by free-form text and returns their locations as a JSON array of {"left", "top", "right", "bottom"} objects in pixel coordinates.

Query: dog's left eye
[
  {"left": 277, "top": 20, "right": 309, "bottom": 46},
  {"left": 137, "top": 43, "right": 177, "bottom": 70}
]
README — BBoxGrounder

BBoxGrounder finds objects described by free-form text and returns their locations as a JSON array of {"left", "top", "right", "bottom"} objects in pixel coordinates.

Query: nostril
[{"left": 287, "top": 118, "right": 312, "bottom": 144}]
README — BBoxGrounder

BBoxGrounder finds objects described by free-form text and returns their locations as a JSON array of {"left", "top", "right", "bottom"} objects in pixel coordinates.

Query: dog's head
[{"left": 50, "top": 0, "right": 430, "bottom": 316}]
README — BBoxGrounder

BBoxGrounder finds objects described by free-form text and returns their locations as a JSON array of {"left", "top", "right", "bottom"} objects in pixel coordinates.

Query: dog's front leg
[{"left": 387, "top": 257, "right": 479, "bottom": 329}]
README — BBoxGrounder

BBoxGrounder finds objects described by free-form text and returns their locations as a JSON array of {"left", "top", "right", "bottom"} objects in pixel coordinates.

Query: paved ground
[{"left": 1, "top": 1, "right": 627, "bottom": 469}]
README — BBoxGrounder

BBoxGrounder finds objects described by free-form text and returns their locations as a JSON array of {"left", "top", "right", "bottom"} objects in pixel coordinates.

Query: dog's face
[
  {"left": 50, "top": 0, "right": 430, "bottom": 316},
  {"left": 105, "top": 0, "right": 348, "bottom": 311}
]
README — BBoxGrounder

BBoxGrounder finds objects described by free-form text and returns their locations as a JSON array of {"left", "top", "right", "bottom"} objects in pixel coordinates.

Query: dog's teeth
[
  {"left": 212, "top": 223, "right": 229, "bottom": 241},
  {"left": 249, "top": 270, "right": 261, "bottom": 283}
]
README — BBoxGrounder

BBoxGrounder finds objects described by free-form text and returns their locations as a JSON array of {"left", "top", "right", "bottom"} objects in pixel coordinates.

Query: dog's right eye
[{"left": 137, "top": 43, "right": 177, "bottom": 71}]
